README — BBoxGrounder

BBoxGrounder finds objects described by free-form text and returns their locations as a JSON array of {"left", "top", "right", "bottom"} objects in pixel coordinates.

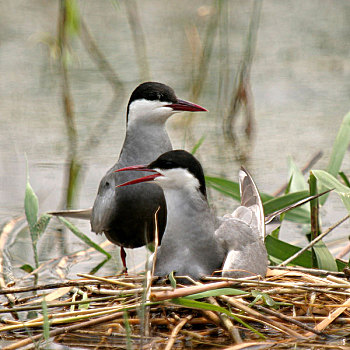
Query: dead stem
[
  {"left": 2, "top": 311, "right": 125, "bottom": 350},
  {"left": 164, "top": 315, "right": 193, "bottom": 350}
]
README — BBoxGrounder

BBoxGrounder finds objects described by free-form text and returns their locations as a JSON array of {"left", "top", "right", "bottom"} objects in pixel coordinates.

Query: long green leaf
[
  {"left": 205, "top": 176, "right": 241, "bottom": 201},
  {"left": 183, "top": 288, "right": 247, "bottom": 299},
  {"left": 319, "top": 110, "right": 350, "bottom": 205},
  {"left": 265, "top": 236, "right": 313, "bottom": 268},
  {"left": 191, "top": 136, "right": 206, "bottom": 155},
  {"left": 327, "top": 110, "right": 350, "bottom": 177},
  {"left": 171, "top": 298, "right": 265, "bottom": 339},
  {"left": 288, "top": 157, "right": 308, "bottom": 192},
  {"left": 312, "top": 241, "right": 338, "bottom": 272},
  {"left": 312, "top": 170, "right": 350, "bottom": 214},
  {"left": 59, "top": 217, "right": 111, "bottom": 258},
  {"left": 42, "top": 297, "right": 50, "bottom": 341},
  {"left": 24, "top": 178, "right": 38, "bottom": 233},
  {"left": 263, "top": 191, "right": 310, "bottom": 215}
]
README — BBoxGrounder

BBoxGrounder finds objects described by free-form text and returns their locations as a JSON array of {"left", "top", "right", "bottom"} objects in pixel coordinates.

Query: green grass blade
[
  {"left": 169, "top": 271, "right": 177, "bottom": 289},
  {"left": 327, "top": 110, "right": 350, "bottom": 177},
  {"left": 42, "top": 297, "right": 50, "bottom": 341},
  {"left": 312, "top": 241, "right": 338, "bottom": 272},
  {"left": 319, "top": 110, "right": 350, "bottom": 205},
  {"left": 339, "top": 171, "right": 350, "bottom": 188},
  {"left": 24, "top": 178, "right": 38, "bottom": 233},
  {"left": 183, "top": 288, "right": 247, "bottom": 299},
  {"left": 312, "top": 170, "right": 350, "bottom": 214},
  {"left": 263, "top": 191, "right": 309, "bottom": 215},
  {"left": 205, "top": 176, "right": 241, "bottom": 201},
  {"left": 123, "top": 311, "right": 132, "bottom": 350},
  {"left": 171, "top": 297, "right": 265, "bottom": 339},
  {"left": 34, "top": 214, "right": 52, "bottom": 239},
  {"left": 89, "top": 258, "right": 110, "bottom": 274},
  {"left": 59, "top": 217, "right": 111, "bottom": 258},
  {"left": 265, "top": 235, "right": 312, "bottom": 268},
  {"left": 191, "top": 136, "right": 206, "bottom": 155},
  {"left": 288, "top": 157, "right": 308, "bottom": 192}
]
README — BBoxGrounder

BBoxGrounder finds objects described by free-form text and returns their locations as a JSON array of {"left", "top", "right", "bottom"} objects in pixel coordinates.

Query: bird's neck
[
  {"left": 163, "top": 187, "right": 215, "bottom": 240},
  {"left": 118, "top": 122, "right": 172, "bottom": 166}
]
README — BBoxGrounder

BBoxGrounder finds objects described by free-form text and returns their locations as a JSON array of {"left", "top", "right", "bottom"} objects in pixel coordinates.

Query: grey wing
[
  {"left": 215, "top": 218, "right": 268, "bottom": 278},
  {"left": 91, "top": 170, "right": 118, "bottom": 234},
  {"left": 214, "top": 167, "right": 268, "bottom": 278},
  {"left": 238, "top": 166, "right": 265, "bottom": 239}
]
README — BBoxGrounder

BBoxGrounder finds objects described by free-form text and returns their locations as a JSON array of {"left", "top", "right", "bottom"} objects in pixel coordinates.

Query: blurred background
[{"left": 1, "top": 0, "right": 350, "bottom": 279}]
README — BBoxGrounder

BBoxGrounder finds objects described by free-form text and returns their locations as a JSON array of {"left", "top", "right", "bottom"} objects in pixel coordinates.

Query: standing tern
[
  {"left": 117, "top": 150, "right": 268, "bottom": 280},
  {"left": 50, "top": 82, "right": 207, "bottom": 269}
]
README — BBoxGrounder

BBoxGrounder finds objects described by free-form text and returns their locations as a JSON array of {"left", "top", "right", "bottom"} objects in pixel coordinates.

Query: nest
[{"left": 1, "top": 267, "right": 350, "bottom": 349}]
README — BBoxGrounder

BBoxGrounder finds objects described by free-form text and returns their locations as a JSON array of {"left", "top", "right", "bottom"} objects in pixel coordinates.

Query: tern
[
  {"left": 117, "top": 150, "right": 268, "bottom": 280},
  {"left": 50, "top": 82, "right": 207, "bottom": 269}
]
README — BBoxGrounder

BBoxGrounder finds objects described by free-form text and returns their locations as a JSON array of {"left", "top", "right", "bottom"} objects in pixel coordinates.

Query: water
[{"left": 1, "top": 0, "right": 350, "bottom": 281}]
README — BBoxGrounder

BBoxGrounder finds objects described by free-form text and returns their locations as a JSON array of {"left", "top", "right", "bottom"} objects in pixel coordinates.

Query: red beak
[
  {"left": 115, "top": 165, "right": 162, "bottom": 187},
  {"left": 166, "top": 99, "right": 207, "bottom": 112}
]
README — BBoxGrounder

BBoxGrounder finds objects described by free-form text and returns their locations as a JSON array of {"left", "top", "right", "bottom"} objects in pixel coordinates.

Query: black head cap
[
  {"left": 127, "top": 82, "right": 178, "bottom": 118},
  {"left": 148, "top": 150, "right": 207, "bottom": 197}
]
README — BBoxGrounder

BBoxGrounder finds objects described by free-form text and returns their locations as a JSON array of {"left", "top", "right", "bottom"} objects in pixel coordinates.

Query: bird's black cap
[
  {"left": 127, "top": 82, "right": 177, "bottom": 118},
  {"left": 148, "top": 150, "right": 207, "bottom": 197}
]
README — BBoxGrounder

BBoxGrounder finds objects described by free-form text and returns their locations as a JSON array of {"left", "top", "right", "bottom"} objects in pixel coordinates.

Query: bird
[
  {"left": 50, "top": 82, "right": 207, "bottom": 269},
  {"left": 116, "top": 150, "right": 268, "bottom": 280}
]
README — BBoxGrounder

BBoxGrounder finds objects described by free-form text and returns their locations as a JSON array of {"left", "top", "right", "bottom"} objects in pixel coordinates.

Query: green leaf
[
  {"left": 24, "top": 177, "right": 38, "bottom": 233},
  {"left": 59, "top": 217, "right": 111, "bottom": 258},
  {"left": 264, "top": 191, "right": 311, "bottom": 224},
  {"left": 191, "top": 135, "right": 206, "bottom": 155},
  {"left": 339, "top": 171, "right": 350, "bottom": 188},
  {"left": 34, "top": 214, "right": 52, "bottom": 240},
  {"left": 270, "top": 226, "right": 280, "bottom": 239},
  {"left": 312, "top": 170, "right": 350, "bottom": 214},
  {"left": 89, "top": 258, "right": 110, "bottom": 275},
  {"left": 171, "top": 297, "right": 265, "bottom": 339},
  {"left": 20, "top": 264, "right": 34, "bottom": 273},
  {"left": 312, "top": 170, "right": 349, "bottom": 193},
  {"left": 66, "top": 0, "right": 81, "bottom": 36},
  {"left": 205, "top": 176, "right": 241, "bottom": 201},
  {"left": 263, "top": 191, "right": 309, "bottom": 215},
  {"left": 250, "top": 291, "right": 291, "bottom": 308},
  {"left": 123, "top": 311, "right": 133, "bottom": 350},
  {"left": 78, "top": 292, "right": 90, "bottom": 310},
  {"left": 265, "top": 235, "right": 313, "bottom": 268},
  {"left": 337, "top": 259, "right": 348, "bottom": 271},
  {"left": 312, "top": 240, "right": 338, "bottom": 272},
  {"left": 319, "top": 110, "right": 350, "bottom": 205},
  {"left": 288, "top": 157, "right": 308, "bottom": 192},
  {"left": 327, "top": 110, "right": 350, "bottom": 177},
  {"left": 42, "top": 297, "right": 50, "bottom": 341},
  {"left": 184, "top": 288, "right": 247, "bottom": 299},
  {"left": 169, "top": 271, "right": 177, "bottom": 289}
]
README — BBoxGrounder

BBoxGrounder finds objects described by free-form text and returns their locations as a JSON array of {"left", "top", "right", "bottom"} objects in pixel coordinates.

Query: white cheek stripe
[
  {"left": 128, "top": 99, "right": 173, "bottom": 125},
  {"left": 154, "top": 168, "right": 200, "bottom": 190}
]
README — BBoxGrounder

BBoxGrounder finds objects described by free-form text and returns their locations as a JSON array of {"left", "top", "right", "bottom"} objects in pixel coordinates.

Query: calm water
[{"left": 1, "top": 0, "right": 350, "bottom": 280}]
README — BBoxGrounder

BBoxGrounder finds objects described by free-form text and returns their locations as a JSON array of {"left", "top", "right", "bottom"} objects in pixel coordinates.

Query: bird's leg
[{"left": 120, "top": 247, "right": 128, "bottom": 274}]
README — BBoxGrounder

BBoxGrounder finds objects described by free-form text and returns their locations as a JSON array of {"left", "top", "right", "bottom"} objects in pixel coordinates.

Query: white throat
[
  {"left": 127, "top": 99, "right": 178, "bottom": 127},
  {"left": 154, "top": 168, "right": 201, "bottom": 193}
]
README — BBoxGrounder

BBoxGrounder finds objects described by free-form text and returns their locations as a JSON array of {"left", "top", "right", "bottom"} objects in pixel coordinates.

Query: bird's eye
[{"left": 163, "top": 161, "right": 174, "bottom": 168}]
